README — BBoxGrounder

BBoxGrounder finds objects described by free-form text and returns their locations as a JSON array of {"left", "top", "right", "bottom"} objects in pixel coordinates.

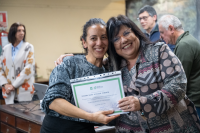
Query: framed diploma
[{"left": 70, "top": 71, "right": 128, "bottom": 116}]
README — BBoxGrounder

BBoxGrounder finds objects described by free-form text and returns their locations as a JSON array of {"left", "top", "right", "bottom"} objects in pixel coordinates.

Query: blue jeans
[{"left": 196, "top": 107, "right": 200, "bottom": 119}]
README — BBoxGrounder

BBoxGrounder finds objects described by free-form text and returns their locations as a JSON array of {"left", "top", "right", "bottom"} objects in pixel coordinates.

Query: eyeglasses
[
  {"left": 137, "top": 16, "right": 150, "bottom": 21},
  {"left": 113, "top": 28, "right": 132, "bottom": 44}
]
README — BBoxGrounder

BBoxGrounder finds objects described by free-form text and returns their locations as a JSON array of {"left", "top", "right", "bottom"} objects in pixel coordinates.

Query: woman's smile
[
  {"left": 95, "top": 47, "right": 104, "bottom": 52},
  {"left": 113, "top": 25, "right": 140, "bottom": 61},
  {"left": 122, "top": 43, "right": 132, "bottom": 49}
]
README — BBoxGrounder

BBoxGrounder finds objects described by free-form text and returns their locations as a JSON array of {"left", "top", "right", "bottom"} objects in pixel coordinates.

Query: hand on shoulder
[{"left": 55, "top": 54, "right": 74, "bottom": 67}]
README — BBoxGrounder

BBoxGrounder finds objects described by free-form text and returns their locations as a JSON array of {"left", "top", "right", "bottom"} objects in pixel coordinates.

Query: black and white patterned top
[
  {"left": 115, "top": 42, "right": 200, "bottom": 133},
  {"left": 41, "top": 55, "right": 107, "bottom": 123}
]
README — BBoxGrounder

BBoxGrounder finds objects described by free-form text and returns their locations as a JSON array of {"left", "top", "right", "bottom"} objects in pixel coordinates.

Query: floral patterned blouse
[{"left": 115, "top": 42, "right": 200, "bottom": 133}]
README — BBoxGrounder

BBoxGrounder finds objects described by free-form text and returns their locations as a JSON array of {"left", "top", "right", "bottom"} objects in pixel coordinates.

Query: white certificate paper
[{"left": 70, "top": 71, "right": 128, "bottom": 116}]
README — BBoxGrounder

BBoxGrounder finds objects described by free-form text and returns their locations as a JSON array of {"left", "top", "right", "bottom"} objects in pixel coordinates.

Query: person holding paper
[
  {"left": 40, "top": 18, "right": 119, "bottom": 133},
  {"left": 0, "top": 23, "right": 35, "bottom": 104},
  {"left": 106, "top": 15, "right": 200, "bottom": 133},
  {"left": 56, "top": 15, "right": 200, "bottom": 133}
]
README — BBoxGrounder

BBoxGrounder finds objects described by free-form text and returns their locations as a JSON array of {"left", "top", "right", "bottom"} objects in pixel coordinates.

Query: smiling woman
[
  {"left": 106, "top": 15, "right": 200, "bottom": 133},
  {"left": 82, "top": 24, "right": 108, "bottom": 66},
  {"left": 112, "top": 26, "right": 140, "bottom": 68},
  {"left": 107, "top": 15, "right": 150, "bottom": 71},
  {"left": 40, "top": 18, "right": 119, "bottom": 133}
]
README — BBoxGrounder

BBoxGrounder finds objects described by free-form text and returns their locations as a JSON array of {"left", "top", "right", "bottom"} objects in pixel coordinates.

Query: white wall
[{"left": 0, "top": 0, "right": 125, "bottom": 79}]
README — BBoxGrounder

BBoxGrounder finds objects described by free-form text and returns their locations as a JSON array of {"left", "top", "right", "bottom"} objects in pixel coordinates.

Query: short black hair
[
  {"left": 138, "top": 5, "right": 157, "bottom": 22},
  {"left": 106, "top": 15, "right": 150, "bottom": 71},
  {"left": 8, "top": 22, "right": 26, "bottom": 45}
]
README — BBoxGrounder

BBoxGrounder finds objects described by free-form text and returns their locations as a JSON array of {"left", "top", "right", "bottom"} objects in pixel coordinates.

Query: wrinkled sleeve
[
  {"left": 41, "top": 58, "right": 75, "bottom": 114},
  {"left": 175, "top": 42, "right": 193, "bottom": 91},
  {"left": 139, "top": 44, "right": 187, "bottom": 119}
]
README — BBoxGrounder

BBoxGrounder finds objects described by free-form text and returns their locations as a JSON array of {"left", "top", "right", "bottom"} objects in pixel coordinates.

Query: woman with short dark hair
[
  {"left": 107, "top": 15, "right": 200, "bottom": 133},
  {"left": 8, "top": 23, "right": 26, "bottom": 44},
  {"left": 0, "top": 22, "right": 35, "bottom": 104}
]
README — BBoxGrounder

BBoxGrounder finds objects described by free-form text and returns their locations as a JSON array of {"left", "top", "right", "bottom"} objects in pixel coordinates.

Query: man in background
[
  {"left": 159, "top": 14, "right": 200, "bottom": 118},
  {"left": 137, "top": 5, "right": 175, "bottom": 51}
]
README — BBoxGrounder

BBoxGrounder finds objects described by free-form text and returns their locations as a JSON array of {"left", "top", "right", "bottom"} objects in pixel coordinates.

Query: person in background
[
  {"left": 138, "top": 5, "right": 175, "bottom": 51},
  {"left": 0, "top": 22, "right": 35, "bottom": 104},
  {"left": 159, "top": 14, "right": 200, "bottom": 119},
  {"left": 40, "top": 18, "right": 119, "bottom": 133}
]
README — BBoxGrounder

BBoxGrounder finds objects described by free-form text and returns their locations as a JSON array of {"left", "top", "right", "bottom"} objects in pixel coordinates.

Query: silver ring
[{"left": 127, "top": 105, "right": 130, "bottom": 109}]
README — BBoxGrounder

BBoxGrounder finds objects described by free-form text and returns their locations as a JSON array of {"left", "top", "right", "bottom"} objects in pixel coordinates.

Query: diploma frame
[{"left": 70, "top": 71, "right": 127, "bottom": 115}]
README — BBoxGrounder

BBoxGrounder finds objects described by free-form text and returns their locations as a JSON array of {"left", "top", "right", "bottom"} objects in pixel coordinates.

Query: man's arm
[{"left": 175, "top": 42, "right": 194, "bottom": 88}]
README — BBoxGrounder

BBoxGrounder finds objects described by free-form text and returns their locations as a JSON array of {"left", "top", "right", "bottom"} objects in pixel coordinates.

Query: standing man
[
  {"left": 137, "top": 5, "right": 175, "bottom": 51},
  {"left": 158, "top": 14, "right": 200, "bottom": 118}
]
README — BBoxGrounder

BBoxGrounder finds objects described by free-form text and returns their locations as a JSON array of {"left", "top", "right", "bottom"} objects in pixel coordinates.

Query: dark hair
[
  {"left": 8, "top": 22, "right": 26, "bottom": 45},
  {"left": 80, "top": 18, "right": 106, "bottom": 54},
  {"left": 106, "top": 15, "right": 150, "bottom": 71},
  {"left": 138, "top": 5, "right": 157, "bottom": 22}
]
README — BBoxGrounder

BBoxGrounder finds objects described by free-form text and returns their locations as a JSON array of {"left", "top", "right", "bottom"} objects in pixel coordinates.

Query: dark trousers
[{"left": 40, "top": 115, "right": 95, "bottom": 133}]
